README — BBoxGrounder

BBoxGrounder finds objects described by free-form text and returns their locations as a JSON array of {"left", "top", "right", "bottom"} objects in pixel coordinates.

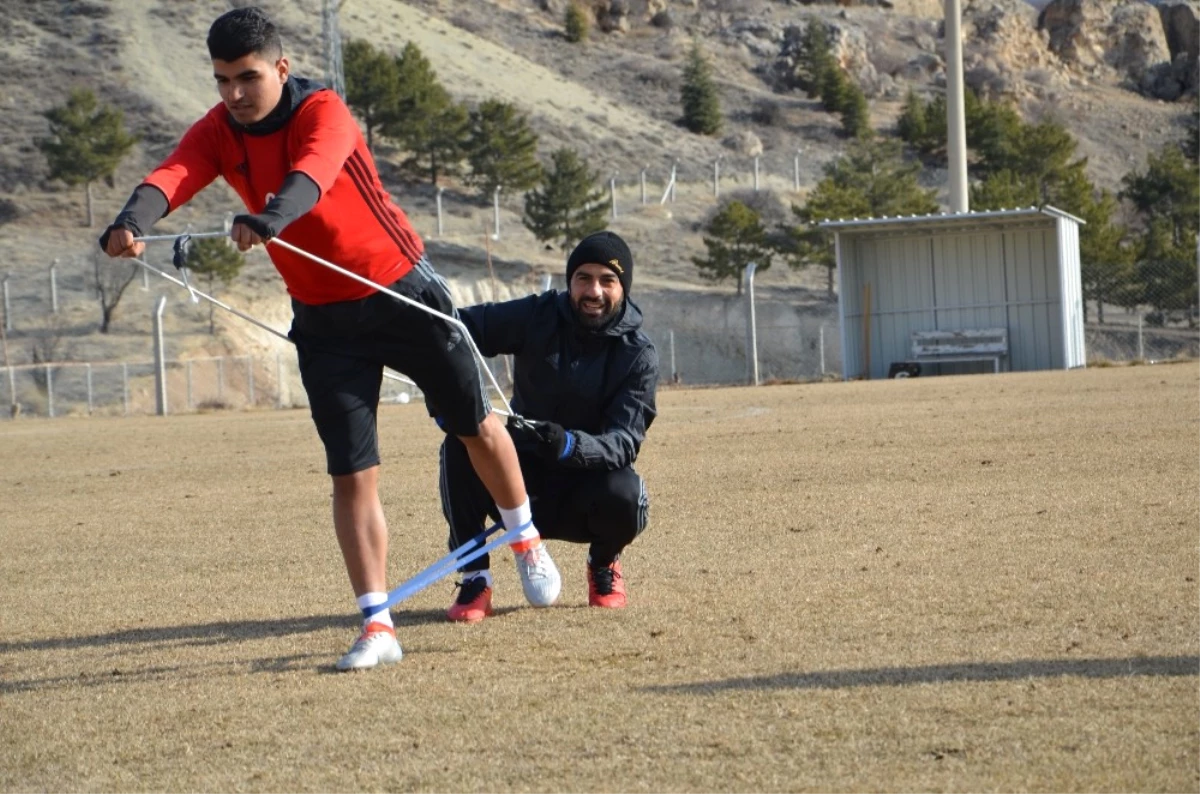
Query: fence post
[
  {"left": 794, "top": 151, "right": 801, "bottom": 192},
  {"left": 86, "top": 363, "right": 93, "bottom": 414},
  {"left": 122, "top": 362, "right": 129, "bottom": 416},
  {"left": 50, "top": 260, "right": 59, "bottom": 314},
  {"left": 745, "top": 262, "right": 760, "bottom": 386},
  {"left": 640, "top": 167, "right": 647, "bottom": 205},
  {"left": 713, "top": 157, "right": 720, "bottom": 199},
  {"left": 247, "top": 356, "right": 255, "bottom": 406},
  {"left": 492, "top": 186, "right": 501, "bottom": 240},
  {"left": 153, "top": 295, "right": 168, "bottom": 416},
  {"left": 46, "top": 364, "right": 54, "bottom": 417},
  {"left": 436, "top": 186, "right": 444, "bottom": 237},
  {"left": 2, "top": 274, "right": 10, "bottom": 332},
  {"left": 1137, "top": 313, "right": 1145, "bottom": 360},
  {"left": 670, "top": 161, "right": 677, "bottom": 202},
  {"left": 753, "top": 155, "right": 760, "bottom": 192},
  {"left": 610, "top": 174, "right": 618, "bottom": 219},
  {"left": 820, "top": 324, "right": 827, "bottom": 375},
  {"left": 669, "top": 329, "right": 677, "bottom": 382}
]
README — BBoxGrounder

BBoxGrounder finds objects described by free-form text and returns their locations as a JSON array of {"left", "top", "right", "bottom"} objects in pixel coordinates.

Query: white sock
[
  {"left": 356, "top": 592, "right": 393, "bottom": 629},
  {"left": 498, "top": 499, "right": 540, "bottom": 543},
  {"left": 463, "top": 569, "right": 493, "bottom": 588}
]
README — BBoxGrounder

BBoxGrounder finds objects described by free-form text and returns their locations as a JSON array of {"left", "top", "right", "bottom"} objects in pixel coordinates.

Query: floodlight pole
[{"left": 945, "top": 0, "right": 969, "bottom": 212}]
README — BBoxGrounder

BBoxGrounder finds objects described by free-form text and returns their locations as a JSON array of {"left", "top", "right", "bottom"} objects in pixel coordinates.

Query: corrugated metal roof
[{"left": 817, "top": 205, "right": 1086, "bottom": 233}]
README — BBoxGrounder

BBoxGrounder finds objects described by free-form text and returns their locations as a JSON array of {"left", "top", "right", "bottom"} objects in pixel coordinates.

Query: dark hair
[{"left": 206, "top": 7, "right": 283, "bottom": 62}]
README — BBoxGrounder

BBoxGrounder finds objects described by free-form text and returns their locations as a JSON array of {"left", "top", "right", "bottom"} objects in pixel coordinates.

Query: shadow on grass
[
  {"left": 643, "top": 655, "right": 1200, "bottom": 694},
  {"left": 0, "top": 608, "right": 454, "bottom": 656}
]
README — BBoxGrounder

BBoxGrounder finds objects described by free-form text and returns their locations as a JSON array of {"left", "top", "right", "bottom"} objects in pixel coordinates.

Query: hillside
[{"left": 0, "top": 0, "right": 1193, "bottom": 370}]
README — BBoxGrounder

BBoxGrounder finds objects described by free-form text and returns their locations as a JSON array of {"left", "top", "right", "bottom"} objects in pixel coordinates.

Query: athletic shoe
[
  {"left": 511, "top": 538, "right": 561, "bottom": 607},
  {"left": 447, "top": 576, "right": 493, "bottom": 623},
  {"left": 587, "top": 559, "right": 627, "bottom": 608},
  {"left": 335, "top": 622, "right": 403, "bottom": 671}
]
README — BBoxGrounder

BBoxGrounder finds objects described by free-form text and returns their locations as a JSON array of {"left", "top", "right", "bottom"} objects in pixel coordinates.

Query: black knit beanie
[{"left": 566, "top": 231, "right": 634, "bottom": 296}]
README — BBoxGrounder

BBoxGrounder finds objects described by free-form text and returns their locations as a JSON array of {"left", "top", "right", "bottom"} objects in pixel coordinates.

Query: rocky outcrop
[{"left": 1037, "top": 0, "right": 1170, "bottom": 78}]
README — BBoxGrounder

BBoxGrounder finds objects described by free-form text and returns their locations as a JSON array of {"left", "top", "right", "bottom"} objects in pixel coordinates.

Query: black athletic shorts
[{"left": 289, "top": 256, "right": 492, "bottom": 476}]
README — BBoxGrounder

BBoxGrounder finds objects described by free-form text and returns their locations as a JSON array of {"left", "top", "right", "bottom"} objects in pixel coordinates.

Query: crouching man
[{"left": 438, "top": 231, "right": 658, "bottom": 620}]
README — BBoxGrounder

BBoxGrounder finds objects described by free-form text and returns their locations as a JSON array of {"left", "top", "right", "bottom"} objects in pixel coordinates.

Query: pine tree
[
  {"left": 383, "top": 42, "right": 466, "bottom": 184},
  {"left": 788, "top": 140, "right": 937, "bottom": 295},
  {"left": 467, "top": 100, "right": 542, "bottom": 196},
  {"left": 564, "top": 3, "right": 589, "bottom": 43},
  {"left": 522, "top": 148, "right": 607, "bottom": 250},
  {"left": 185, "top": 238, "right": 245, "bottom": 335},
  {"left": 342, "top": 39, "right": 400, "bottom": 155},
  {"left": 39, "top": 89, "right": 138, "bottom": 227},
  {"left": 680, "top": 41, "right": 721, "bottom": 135},
  {"left": 839, "top": 82, "right": 871, "bottom": 139},
  {"left": 796, "top": 20, "right": 836, "bottom": 98},
  {"left": 896, "top": 89, "right": 927, "bottom": 145},
  {"left": 818, "top": 64, "right": 850, "bottom": 114},
  {"left": 692, "top": 200, "right": 774, "bottom": 295}
]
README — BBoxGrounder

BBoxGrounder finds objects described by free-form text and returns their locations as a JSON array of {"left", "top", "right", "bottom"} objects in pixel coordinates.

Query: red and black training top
[{"left": 142, "top": 78, "right": 423, "bottom": 305}]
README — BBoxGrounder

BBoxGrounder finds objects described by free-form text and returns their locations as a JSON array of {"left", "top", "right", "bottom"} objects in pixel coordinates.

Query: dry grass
[{"left": 1, "top": 364, "right": 1197, "bottom": 792}]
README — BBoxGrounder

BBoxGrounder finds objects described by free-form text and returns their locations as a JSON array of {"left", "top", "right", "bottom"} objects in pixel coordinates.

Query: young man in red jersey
[{"left": 100, "top": 7, "right": 560, "bottom": 671}]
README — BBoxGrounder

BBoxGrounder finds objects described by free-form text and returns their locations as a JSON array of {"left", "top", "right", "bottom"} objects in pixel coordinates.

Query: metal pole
[
  {"left": 610, "top": 175, "right": 618, "bottom": 219},
  {"left": 436, "top": 186, "right": 444, "bottom": 237},
  {"left": 753, "top": 156, "right": 760, "bottom": 192},
  {"left": 640, "top": 167, "right": 647, "bottom": 205},
  {"left": 945, "top": 0, "right": 968, "bottom": 213},
  {"left": 153, "top": 295, "right": 168, "bottom": 416},
  {"left": 45, "top": 364, "right": 54, "bottom": 418},
  {"left": 670, "top": 162, "right": 677, "bottom": 202},
  {"left": 492, "top": 186, "right": 501, "bottom": 240},
  {"left": 122, "top": 362, "right": 129, "bottom": 416},
  {"left": 2, "top": 274, "right": 11, "bottom": 332},
  {"left": 50, "top": 260, "right": 59, "bottom": 314},
  {"left": 540, "top": 273, "right": 553, "bottom": 293},
  {"left": 745, "top": 262, "right": 760, "bottom": 386},
  {"left": 713, "top": 158, "right": 720, "bottom": 199},
  {"left": 86, "top": 363, "right": 93, "bottom": 414},
  {"left": 794, "top": 151, "right": 801, "bottom": 192},
  {"left": 141, "top": 265, "right": 149, "bottom": 291},
  {"left": 186, "top": 360, "right": 193, "bottom": 409},
  {"left": 1137, "top": 313, "right": 1144, "bottom": 360}
]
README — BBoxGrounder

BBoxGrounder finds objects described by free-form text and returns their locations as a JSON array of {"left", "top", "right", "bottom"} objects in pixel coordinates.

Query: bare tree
[
  {"left": 93, "top": 252, "right": 139, "bottom": 333},
  {"left": 28, "top": 314, "right": 71, "bottom": 395}
]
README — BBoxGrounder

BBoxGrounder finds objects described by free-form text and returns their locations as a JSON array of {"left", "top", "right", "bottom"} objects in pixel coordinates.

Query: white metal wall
[
  {"left": 838, "top": 217, "right": 1080, "bottom": 379},
  {"left": 1056, "top": 216, "right": 1087, "bottom": 368}
]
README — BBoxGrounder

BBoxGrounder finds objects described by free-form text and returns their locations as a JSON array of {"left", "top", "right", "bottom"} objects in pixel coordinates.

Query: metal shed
[{"left": 820, "top": 206, "right": 1086, "bottom": 380}]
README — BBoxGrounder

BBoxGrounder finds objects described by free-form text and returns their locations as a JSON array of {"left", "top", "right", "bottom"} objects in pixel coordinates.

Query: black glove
[
  {"left": 231, "top": 212, "right": 284, "bottom": 240},
  {"left": 507, "top": 416, "right": 574, "bottom": 462}
]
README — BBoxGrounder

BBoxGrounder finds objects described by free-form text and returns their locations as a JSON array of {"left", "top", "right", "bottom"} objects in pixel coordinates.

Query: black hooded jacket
[{"left": 459, "top": 292, "right": 658, "bottom": 471}]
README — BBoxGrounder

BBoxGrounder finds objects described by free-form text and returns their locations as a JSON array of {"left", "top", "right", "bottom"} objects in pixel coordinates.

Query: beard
[{"left": 570, "top": 293, "right": 620, "bottom": 330}]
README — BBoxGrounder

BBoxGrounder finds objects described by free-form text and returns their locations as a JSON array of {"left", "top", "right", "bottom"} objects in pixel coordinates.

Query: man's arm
[
  {"left": 456, "top": 295, "right": 540, "bottom": 358},
  {"left": 100, "top": 113, "right": 223, "bottom": 258},
  {"left": 514, "top": 345, "right": 659, "bottom": 471},
  {"left": 229, "top": 92, "right": 353, "bottom": 250}
]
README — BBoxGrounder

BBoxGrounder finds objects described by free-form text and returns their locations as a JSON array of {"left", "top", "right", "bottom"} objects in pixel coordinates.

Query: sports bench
[{"left": 909, "top": 328, "right": 1009, "bottom": 374}]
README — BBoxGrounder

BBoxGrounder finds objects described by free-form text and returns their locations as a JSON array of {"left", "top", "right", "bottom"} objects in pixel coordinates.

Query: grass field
[{"left": 1, "top": 364, "right": 1197, "bottom": 792}]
